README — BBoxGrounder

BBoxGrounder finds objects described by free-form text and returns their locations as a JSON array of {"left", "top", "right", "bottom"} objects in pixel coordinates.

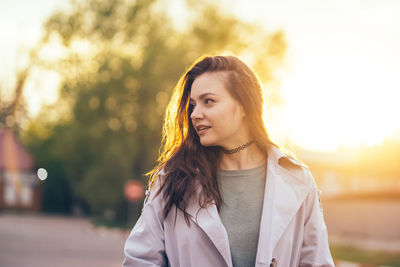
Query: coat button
[{"left": 270, "top": 258, "right": 277, "bottom": 267}]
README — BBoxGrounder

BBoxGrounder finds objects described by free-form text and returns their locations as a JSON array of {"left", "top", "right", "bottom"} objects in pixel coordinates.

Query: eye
[{"left": 204, "top": 98, "right": 214, "bottom": 105}]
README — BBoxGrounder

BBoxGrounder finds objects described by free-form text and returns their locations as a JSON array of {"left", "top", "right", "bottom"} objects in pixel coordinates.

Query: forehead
[{"left": 190, "top": 72, "right": 230, "bottom": 99}]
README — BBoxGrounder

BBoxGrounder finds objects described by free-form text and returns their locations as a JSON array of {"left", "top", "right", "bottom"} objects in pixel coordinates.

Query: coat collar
[
  {"left": 186, "top": 145, "right": 312, "bottom": 267},
  {"left": 255, "top": 145, "right": 312, "bottom": 265}
]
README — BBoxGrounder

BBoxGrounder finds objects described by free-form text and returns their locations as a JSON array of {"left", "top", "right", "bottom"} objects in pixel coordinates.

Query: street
[
  {"left": 1, "top": 198, "right": 400, "bottom": 267},
  {"left": 0, "top": 213, "right": 130, "bottom": 267},
  {"left": 323, "top": 198, "right": 400, "bottom": 253}
]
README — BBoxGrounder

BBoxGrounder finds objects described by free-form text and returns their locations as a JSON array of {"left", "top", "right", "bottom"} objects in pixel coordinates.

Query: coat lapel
[
  {"left": 186, "top": 187, "right": 233, "bottom": 267},
  {"left": 256, "top": 146, "right": 312, "bottom": 266},
  {"left": 185, "top": 145, "right": 310, "bottom": 267}
]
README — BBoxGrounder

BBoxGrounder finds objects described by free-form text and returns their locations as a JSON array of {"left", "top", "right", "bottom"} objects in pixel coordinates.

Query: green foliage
[
  {"left": 23, "top": 0, "right": 287, "bottom": 221},
  {"left": 330, "top": 244, "right": 400, "bottom": 266},
  {"left": 22, "top": 122, "right": 73, "bottom": 213}
]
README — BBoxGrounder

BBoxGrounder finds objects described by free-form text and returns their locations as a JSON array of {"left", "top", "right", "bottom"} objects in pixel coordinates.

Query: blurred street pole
[
  {"left": 124, "top": 180, "right": 144, "bottom": 226},
  {"left": 127, "top": 200, "right": 139, "bottom": 226}
]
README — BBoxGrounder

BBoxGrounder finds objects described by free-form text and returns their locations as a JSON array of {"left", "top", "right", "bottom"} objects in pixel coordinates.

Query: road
[
  {"left": 0, "top": 213, "right": 130, "bottom": 267},
  {"left": 323, "top": 198, "right": 400, "bottom": 252},
  {"left": 1, "top": 199, "right": 399, "bottom": 267}
]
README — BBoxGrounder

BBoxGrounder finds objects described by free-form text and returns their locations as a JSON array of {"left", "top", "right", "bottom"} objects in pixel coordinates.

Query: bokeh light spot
[{"left": 37, "top": 168, "right": 48, "bottom": 181}]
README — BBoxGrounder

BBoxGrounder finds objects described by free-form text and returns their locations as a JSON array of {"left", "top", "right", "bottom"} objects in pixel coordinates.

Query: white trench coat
[{"left": 123, "top": 145, "right": 335, "bottom": 267}]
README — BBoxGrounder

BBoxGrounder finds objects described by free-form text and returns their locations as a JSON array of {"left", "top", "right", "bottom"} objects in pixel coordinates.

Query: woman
[{"left": 123, "top": 55, "right": 334, "bottom": 267}]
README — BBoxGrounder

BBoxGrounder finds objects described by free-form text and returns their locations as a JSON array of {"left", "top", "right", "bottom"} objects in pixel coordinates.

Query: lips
[{"left": 195, "top": 125, "right": 211, "bottom": 135}]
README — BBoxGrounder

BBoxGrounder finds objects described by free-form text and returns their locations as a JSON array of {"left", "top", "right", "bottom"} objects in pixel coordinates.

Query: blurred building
[
  {"left": 298, "top": 149, "right": 400, "bottom": 198},
  {"left": 0, "top": 128, "right": 41, "bottom": 211}
]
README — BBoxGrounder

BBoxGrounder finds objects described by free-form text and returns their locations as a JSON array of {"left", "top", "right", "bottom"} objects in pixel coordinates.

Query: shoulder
[
  {"left": 277, "top": 155, "right": 323, "bottom": 214},
  {"left": 278, "top": 153, "right": 316, "bottom": 188},
  {"left": 144, "top": 170, "right": 166, "bottom": 208}
]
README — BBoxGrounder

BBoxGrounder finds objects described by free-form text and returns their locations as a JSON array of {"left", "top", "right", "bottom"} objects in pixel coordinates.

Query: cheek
[
  {"left": 210, "top": 104, "right": 243, "bottom": 130},
  {"left": 228, "top": 103, "right": 244, "bottom": 123}
]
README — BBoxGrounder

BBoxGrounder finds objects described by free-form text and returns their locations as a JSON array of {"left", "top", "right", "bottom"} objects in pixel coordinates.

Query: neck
[{"left": 218, "top": 143, "right": 267, "bottom": 170}]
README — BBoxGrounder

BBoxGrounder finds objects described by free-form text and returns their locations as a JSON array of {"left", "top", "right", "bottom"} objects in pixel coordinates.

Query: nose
[{"left": 190, "top": 105, "right": 203, "bottom": 121}]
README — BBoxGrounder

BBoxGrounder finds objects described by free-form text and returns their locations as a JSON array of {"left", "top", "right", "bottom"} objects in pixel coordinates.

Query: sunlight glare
[{"left": 267, "top": 51, "right": 400, "bottom": 152}]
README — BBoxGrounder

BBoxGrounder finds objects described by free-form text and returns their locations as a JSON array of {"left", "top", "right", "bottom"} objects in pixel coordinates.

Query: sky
[
  {"left": 1, "top": 0, "right": 400, "bottom": 152},
  {"left": 0, "top": 0, "right": 69, "bottom": 118},
  {"left": 227, "top": 0, "right": 400, "bottom": 151}
]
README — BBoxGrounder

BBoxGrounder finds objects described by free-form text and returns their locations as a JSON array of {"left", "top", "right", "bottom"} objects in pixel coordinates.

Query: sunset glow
[{"left": 264, "top": 51, "right": 400, "bottom": 152}]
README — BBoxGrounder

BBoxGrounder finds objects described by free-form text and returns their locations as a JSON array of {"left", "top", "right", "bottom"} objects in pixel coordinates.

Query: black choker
[{"left": 222, "top": 141, "right": 255, "bottom": 154}]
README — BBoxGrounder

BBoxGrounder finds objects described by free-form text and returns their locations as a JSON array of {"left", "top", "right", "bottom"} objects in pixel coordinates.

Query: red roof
[{"left": 0, "top": 128, "right": 34, "bottom": 171}]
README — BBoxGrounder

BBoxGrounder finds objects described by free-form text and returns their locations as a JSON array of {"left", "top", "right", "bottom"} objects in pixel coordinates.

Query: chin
[{"left": 199, "top": 137, "right": 217, "bottom": 147}]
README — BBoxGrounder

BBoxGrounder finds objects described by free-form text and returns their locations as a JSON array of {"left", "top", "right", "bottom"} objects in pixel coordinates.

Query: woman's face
[{"left": 190, "top": 72, "right": 250, "bottom": 149}]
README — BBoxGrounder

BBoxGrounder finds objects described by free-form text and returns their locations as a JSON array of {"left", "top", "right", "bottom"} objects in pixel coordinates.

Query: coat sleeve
[
  {"left": 299, "top": 170, "right": 335, "bottom": 267},
  {"left": 123, "top": 184, "right": 168, "bottom": 267}
]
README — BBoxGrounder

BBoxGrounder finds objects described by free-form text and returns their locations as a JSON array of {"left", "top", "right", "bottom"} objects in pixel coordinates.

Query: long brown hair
[{"left": 148, "top": 55, "right": 277, "bottom": 226}]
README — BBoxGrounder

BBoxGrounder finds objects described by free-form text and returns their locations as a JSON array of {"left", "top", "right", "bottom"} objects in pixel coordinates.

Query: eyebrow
[{"left": 190, "top": 92, "right": 217, "bottom": 102}]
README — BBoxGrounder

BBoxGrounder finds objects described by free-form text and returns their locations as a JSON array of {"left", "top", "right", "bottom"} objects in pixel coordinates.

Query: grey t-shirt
[{"left": 217, "top": 162, "right": 267, "bottom": 267}]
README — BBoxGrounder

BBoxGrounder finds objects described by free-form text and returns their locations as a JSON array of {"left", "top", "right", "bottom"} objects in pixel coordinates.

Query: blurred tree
[
  {"left": 22, "top": 0, "right": 287, "bottom": 221},
  {"left": 0, "top": 65, "right": 30, "bottom": 132},
  {"left": 23, "top": 122, "right": 73, "bottom": 213}
]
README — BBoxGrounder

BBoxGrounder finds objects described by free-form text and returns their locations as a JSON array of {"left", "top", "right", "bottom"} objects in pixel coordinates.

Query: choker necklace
[{"left": 222, "top": 140, "right": 255, "bottom": 154}]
